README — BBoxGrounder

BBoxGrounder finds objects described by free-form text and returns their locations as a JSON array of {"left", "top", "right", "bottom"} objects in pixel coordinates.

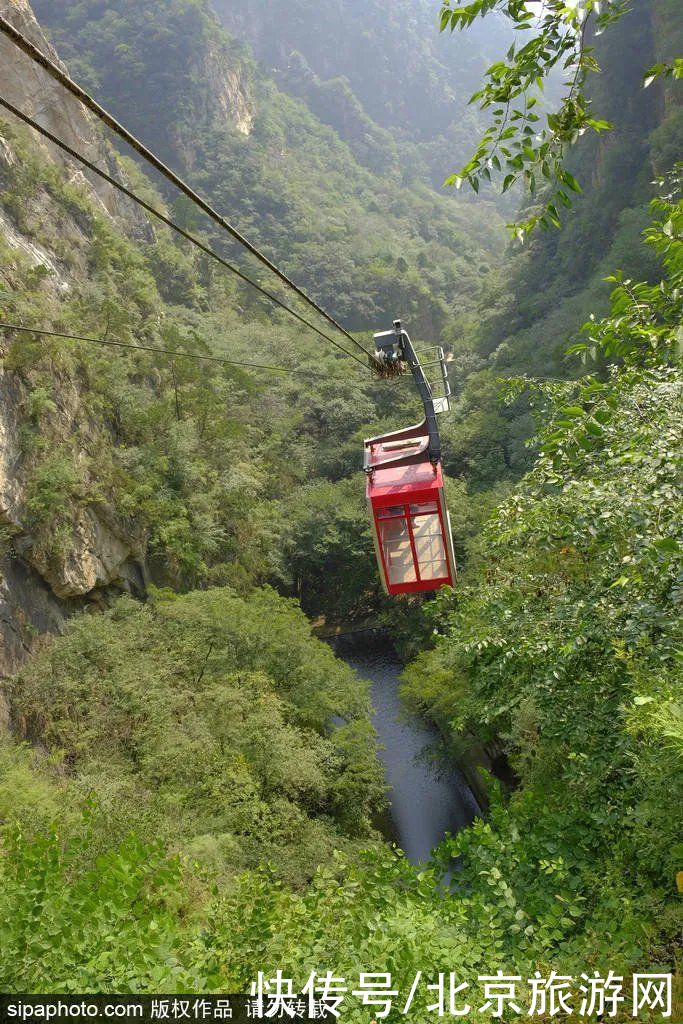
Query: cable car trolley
[{"left": 365, "top": 320, "right": 456, "bottom": 595}]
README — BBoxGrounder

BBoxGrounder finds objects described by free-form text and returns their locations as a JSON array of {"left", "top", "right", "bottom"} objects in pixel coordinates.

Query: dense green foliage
[
  {"left": 32, "top": 0, "right": 504, "bottom": 338},
  {"left": 438, "top": 0, "right": 683, "bottom": 493},
  {"left": 0, "top": 0, "right": 681, "bottom": 1007},
  {"left": 440, "top": 0, "right": 680, "bottom": 241},
  {"left": 8, "top": 587, "right": 384, "bottom": 887},
  {"left": 401, "top": 179, "right": 683, "bottom": 967},
  {"left": 440, "top": 0, "right": 631, "bottom": 237},
  {"left": 1, "top": 182, "right": 680, "bottom": 1002}
]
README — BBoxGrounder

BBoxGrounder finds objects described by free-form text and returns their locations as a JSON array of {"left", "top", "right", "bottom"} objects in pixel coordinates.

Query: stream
[{"left": 333, "top": 633, "right": 481, "bottom": 863}]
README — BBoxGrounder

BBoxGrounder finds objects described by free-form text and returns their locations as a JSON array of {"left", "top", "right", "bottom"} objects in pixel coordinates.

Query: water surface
[{"left": 334, "top": 633, "right": 481, "bottom": 863}]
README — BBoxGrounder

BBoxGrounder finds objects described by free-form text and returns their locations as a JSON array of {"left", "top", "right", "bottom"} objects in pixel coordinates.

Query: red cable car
[
  {"left": 364, "top": 421, "right": 456, "bottom": 594},
  {"left": 365, "top": 321, "right": 456, "bottom": 596}
]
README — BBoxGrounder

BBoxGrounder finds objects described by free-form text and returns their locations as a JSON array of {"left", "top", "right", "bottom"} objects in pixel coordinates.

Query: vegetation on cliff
[
  {"left": 2, "top": 178, "right": 680, "bottom": 1003},
  {"left": 31, "top": 0, "right": 505, "bottom": 337},
  {"left": 0, "top": 0, "right": 680, "bottom": 1009}
]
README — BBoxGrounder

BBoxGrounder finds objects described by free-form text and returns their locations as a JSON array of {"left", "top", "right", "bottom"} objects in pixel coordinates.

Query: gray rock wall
[
  {"left": 0, "top": 1, "right": 151, "bottom": 684},
  {"left": 0, "top": 0, "right": 149, "bottom": 227}
]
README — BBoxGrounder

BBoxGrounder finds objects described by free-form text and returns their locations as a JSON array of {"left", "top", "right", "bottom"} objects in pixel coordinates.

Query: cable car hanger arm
[{"left": 373, "top": 320, "right": 442, "bottom": 464}]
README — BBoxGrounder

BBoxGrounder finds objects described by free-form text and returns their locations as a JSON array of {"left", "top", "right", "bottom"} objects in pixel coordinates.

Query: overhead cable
[
  {"left": 0, "top": 96, "right": 371, "bottom": 371},
  {"left": 0, "top": 320, "right": 371, "bottom": 389},
  {"left": 0, "top": 15, "right": 376, "bottom": 368}
]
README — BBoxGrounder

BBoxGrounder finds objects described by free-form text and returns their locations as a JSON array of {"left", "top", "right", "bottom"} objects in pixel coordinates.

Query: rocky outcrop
[
  {"left": 0, "top": 1, "right": 153, "bottom": 682},
  {"left": 168, "top": 26, "right": 254, "bottom": 168},
  {"left": 0, "top": 322, "right": 148, "bottom": 679},
  {"left": 0, "top": 0, "right": 150, "bottom": 232},
  {"left": 0, "top": 554, "right": 66, "bottom": 677},
  {"left": 16, "top": 506, "right": 146, "bottom": 601},
  {"left": 203, "top": 39, "right": 253, "bottom": 138}
]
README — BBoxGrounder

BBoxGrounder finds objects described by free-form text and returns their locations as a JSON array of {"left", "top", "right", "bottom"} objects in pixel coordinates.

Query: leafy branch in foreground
[
  {"left": 643, "top": 57, "right": 683, "bottom": 89},
  {"left": 440, "top": 0, "right": 630, "bottom": 240},
  {"left": 567, "top": 164, "right": 683, "bottom": 365}
]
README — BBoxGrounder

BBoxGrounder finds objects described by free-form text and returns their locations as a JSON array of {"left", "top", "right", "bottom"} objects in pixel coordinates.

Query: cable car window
[
  {"left": 379, "top": 516, "right": 417, "bottom": 585},
  {"left": 409, "top": 501, "right": 438, "bottom": 515},
  {"left": 411, "top": 512, "right": 447, "bottom": 581},
  {"left": 377, "top": 505, "right": 406, "bottom": 519}
]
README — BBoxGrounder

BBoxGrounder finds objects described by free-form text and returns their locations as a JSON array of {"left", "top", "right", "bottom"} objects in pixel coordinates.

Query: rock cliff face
[
  {"left": 0, "top": 0, "right": 153, "bottom": 681},
  {"left": 0, "top": 306, "right": 147, "bottom": 680},
  {"left": 0, "top": 0, "right": 151, "bottom": 225},
  {"left": 194, "top": 36, "right": 253, "bottom": 140},
  {"left": 28, "top": 0, "right": 256, "bottom": 173},
  {"left": 0, "top": 0, "right": 258, "bottom": 687},
  {"left": 171, "top": 33, "right": 253, "bottom": 171}
]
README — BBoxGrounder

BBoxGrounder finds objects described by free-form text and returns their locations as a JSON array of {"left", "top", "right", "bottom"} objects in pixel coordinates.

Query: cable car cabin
[{"left": 364, "top": 421, "right": 456, "bottom": 595}]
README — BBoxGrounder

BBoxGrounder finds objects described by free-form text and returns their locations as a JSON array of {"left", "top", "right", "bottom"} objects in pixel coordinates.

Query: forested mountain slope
[
  {"left": 475, "top": 0, "right": 682, "bottom": 374},
  {"left": 213, "top": 0, "right": 494, "bottom": 137},
  {"left": 30, "top": 0, "right": 505, "bottom": 337},
  {"left": 211, "top": 0, "right": 510, "bottom": 184}
]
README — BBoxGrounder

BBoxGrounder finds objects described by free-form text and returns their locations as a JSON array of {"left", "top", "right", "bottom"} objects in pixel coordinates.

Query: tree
[{"left": 440, "top": 0, "right": 682, "bottom": 238}]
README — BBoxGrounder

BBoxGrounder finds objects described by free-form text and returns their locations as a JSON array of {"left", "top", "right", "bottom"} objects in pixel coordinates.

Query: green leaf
[
  {"left": 653, "top": 537, "right": 680, "bottom": 553},
  {"left": 561, "top": 171, "right": 582, "bottom": 193}
]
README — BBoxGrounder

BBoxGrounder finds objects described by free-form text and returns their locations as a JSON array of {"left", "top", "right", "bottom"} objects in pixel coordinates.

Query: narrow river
[{"left": 334, "top": 633, "right": 481, "bottom": 863}]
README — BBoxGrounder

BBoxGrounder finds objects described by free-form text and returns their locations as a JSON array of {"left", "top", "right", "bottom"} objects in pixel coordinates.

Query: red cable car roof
[
  {"left": 366, "top": 451, "right": 443, "bottom": 502},
  {"left": 365, "top": 426, "right": 442, "bottom": 503}
]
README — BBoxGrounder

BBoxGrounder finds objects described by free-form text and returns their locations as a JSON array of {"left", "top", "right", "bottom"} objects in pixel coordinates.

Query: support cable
[
  {"left": 0, "top": 96, "right": 371, "bottom": 371},
  {"left": 0, "top": 15, "right": 376, "bottom": 367},
  {"left": 0, "top": 320, "right": 371, "bottom": 390}
]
